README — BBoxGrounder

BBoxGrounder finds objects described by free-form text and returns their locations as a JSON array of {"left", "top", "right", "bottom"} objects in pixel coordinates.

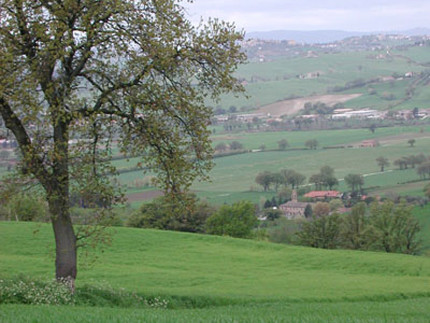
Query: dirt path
[{"left": 256, "top": 94, "right": 362, "bottom": 117}]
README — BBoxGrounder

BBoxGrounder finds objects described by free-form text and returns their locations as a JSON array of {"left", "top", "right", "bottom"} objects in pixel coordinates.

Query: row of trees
[
  {"left": 255, "top": 169, "right": 306, "bottom": 192},
  {"left": 297, "top": 201, "right": 421, "bottom": 254},
  {"left": 393, "top": 154, "right": 427, "bottom": 170},
  {"left": 255, "top": 166, "right": 365, "bottom": 194},
  {"left": 214, "top": 141, "right": 244, "bottom": 152}
]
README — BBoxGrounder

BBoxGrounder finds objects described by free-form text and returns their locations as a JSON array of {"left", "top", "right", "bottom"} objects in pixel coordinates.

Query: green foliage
[
  {"left": 341, "top": 202, "right": 369, "bottom": 250},
  {"left": 313, "top": 202, "right": 331, "bottom": 217},
  {"left": 205, "top": 201, "right": 258, "bottom": 238},
  {"left": 309, "top": 165, "right": 338, "bottom": 190},
  {"left": 0, "top": 0, "right": 245, "bottom": 281},
  {"left": 368, "top": 201, "right": 421, "bottom": 254},
  {"left": 376, "top": 156, "right": 390, "bottom": 172},
  {"left": 230, "top": 141, "right": 244, "bottom": 150},
  {"left": 297, "top": 213, "right": 342, "bottom": 249},
  {"left": 266, "top": 218, "right": 302, "bottom": 244},
  {"left": 255, "top": 171, "right": 274, "bottom": 191},
  {"left": 262, "top": 208, "right": 282, "bottom": 221},
  {"left": 277, "top": 139, "right": 289, "bottom": 150},
  {"left": 344, "top": 173, "right": 364, "bottom": 193},
  {"left": 4, "top": 193, "right": 47, "bottom": 222},
  {"left": 305, "top": 139, "right": 318, "bottom": 149},
  {"left": 0, "top": 276, "right": 73, "bottom": 305},
  {"left": 126, "top": 195, "right": 214, "bottom": 233}
]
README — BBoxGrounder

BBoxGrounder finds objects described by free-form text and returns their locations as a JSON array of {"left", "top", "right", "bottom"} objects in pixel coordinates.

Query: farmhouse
[
  {"left": 279, "top": 190, "right": 309, "bottom": 219},
  {"left": 359, "top": 140, "right": 378, "bottom": 148}
]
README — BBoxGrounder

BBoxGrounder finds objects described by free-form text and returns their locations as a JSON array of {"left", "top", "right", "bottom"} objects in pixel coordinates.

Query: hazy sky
[{"left": 184, "top": 0, "right": 430, "bottom": 32}]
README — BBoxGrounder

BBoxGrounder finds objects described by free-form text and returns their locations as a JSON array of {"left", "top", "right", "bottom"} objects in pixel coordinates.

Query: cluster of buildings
[{"left": 278, "top": 190, "right": 343, "bottom": 220}]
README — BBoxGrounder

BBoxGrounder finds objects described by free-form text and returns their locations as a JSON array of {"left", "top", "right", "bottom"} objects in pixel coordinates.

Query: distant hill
[{"left": 246, "top": 28, "right": 430, "bottom": 44}]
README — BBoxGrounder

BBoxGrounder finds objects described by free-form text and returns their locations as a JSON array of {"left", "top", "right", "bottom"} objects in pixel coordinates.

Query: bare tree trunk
[{"left": 48, "top": 192, "right": 77, "bottom": 292}]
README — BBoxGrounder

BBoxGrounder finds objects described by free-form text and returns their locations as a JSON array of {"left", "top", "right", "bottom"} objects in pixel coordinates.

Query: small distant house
[
  {"left": 359, "top": 140, "right": 378, "bottom": 148},
  {"left": 304, "top": 191, "right": 341, "bottom": 199},
  {"left": 279, "top": 190, "right": 309, "bottom": 220}
]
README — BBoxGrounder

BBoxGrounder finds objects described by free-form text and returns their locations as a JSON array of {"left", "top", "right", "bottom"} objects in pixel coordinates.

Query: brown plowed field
[{"left": 256, "top": 94, "right": 362, "bottom": 117}]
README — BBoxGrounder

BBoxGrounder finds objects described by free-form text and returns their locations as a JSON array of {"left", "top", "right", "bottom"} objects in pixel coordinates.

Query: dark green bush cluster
[
  {"left": 296, "top": 201, "right": 421, "bottom": 254},
  {"left": 127, "top": 197, "right": 259, "bottom": 239}
]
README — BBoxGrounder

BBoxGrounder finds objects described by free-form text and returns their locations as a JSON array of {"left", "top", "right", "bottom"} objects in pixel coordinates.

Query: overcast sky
[{"left": 184, "top": 0, "right": 430, "bottom": 33}]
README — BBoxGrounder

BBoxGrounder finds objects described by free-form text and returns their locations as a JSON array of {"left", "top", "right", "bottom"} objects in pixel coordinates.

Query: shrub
[{"left": 0, "top": 276, "right": 73, "bottom": 305}]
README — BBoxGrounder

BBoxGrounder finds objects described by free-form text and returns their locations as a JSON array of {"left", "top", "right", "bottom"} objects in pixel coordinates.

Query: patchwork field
[
  {"left": 1, "top": 222, "right": 429, "bottom": 322},
  {"left": 217, "top": 46, "right": 430, "bottom": 111},
  {"left": 109, "top": 125, "right": 430, "bottom": 206}
]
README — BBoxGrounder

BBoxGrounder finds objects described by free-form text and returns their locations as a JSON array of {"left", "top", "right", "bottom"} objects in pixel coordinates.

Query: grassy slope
[
  {"left": 1, "top": 222, "right": 430, "bottom": 322},
  {"left": 1, "top": 222, "right": 429, "bottom": 301},
  {"left": 2, "top": 299, "right": 430, "bottom": 323}
]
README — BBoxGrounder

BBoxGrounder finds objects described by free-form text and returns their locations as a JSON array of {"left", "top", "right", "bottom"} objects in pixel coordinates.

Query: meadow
[
  {"left": 110, "top": 125, "right": 430, "bottom": 206},
  {"left": 1, "top": 222, "right": 430, "bottom": 322}
]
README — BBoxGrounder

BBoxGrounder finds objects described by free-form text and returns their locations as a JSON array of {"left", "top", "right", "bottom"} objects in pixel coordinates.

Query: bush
[
  {"left": 0, "top": 276, "right": 73, "bottom": 305},
  {"left": 6, "top": 194, "right": 47, "bottom": 222},
  {"left": 205, "top": 201, "right": 258, "bottom": 238},
  {"left": 127, "top": 195, "right": 214, "bottom": 233}
]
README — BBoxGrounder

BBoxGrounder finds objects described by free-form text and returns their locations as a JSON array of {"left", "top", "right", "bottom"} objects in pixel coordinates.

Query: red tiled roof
[{"left": 304, "top": 191, "right": 340, "bottom": 198}]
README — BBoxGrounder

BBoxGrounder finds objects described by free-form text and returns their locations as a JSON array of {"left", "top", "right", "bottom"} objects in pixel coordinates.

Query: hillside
[
  {"left": 1, "top": 222, "right": 429, "bottom": 301},
  {"left": 1, "top": 222, "right": 430, "bottom": 322},
  {"left": 217, "top": 36, "right": 430, "bottom": 112}
]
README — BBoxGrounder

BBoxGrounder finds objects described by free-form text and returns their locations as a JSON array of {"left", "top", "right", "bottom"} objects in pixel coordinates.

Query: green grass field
[
  {"left": 2, "top": 299, "right": 430, "bottom": 323},
  {"left": 1, "top": 222, "right": 430, "bottom": 322},
  {"left": 114, "top": 125, "right": 430, "bottom": 205}
]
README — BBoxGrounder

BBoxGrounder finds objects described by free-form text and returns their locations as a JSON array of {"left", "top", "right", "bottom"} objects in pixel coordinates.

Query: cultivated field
[
  {"left": 108, "top": 125, "right": 430, "bottom": 206},
  {"left": 218, "top": 46, "right": 430, "bottom": 111},
  {"left": 256, "top": 93, "right": 362, "bottom": 117}
]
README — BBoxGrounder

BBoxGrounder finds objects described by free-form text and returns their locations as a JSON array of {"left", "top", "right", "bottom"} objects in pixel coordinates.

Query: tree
[
  {"left": 408, "top": 139, "right": 416, "bottom": 147},
  {"left": 394, "top": 158, "right": 408, "bottom": 170},
  {"left": 126, "top": 194, "right": 214, "bottom": 233},
  {"left": 313, "top": 202, "right": 330, "bottom": 217},
  {"left": 304, "top": 204, "right": 313, "bottom": 219},
  {"left": 376, "top": 156, "right": 390, "bottom": 172},
  {"left": 344, "top": 174, "right": 364, "bottom": 194},
  {"left": 215, "top": 142, "right": 227, "bottom": 153},
  {"left": 309, "top": 166, "right": 338, "bottom": 190},
  {"left": 297, "top": 213, "right": 342, "bottom": 249},
  {"left": 368, "top": 201, "right": 421, "bottom": 254},
  {"left": 368, "top": 124, "right": 377, "bottom": 134},
  {"left": 319, "top": 165, "right": 338, "bottom": 189},
  {"left": 417, "top": 161, "right": 430, "bottom": 179},
  {"left": 255, "top": 171, "right": 274, "bottom": 192},
  {"left": 305, "top": 139, "right": 318, "bottom": 150},
  {"left": 340, "top": 202, "right": 368, "bottom": 250},
  {"left": 205, "top": 201, "right": 258, "bottom": 238},
  {"left": 230, "top": 141, "right": 244, "bottom": 150},
  {"left": 277, "top": 139, "right": 289, "bottom": 150},
  {"left": 329, "top": 199, "right": 343, "bottom": 212},
  {"left": 263, "top": 208, "right": 282, "bottom": 221},
  {"left": 280, "top": 169, "right": 305, "bottom": 189},
  {"left": 0, "top": 0, "right": 245, "bottom": 288}
]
